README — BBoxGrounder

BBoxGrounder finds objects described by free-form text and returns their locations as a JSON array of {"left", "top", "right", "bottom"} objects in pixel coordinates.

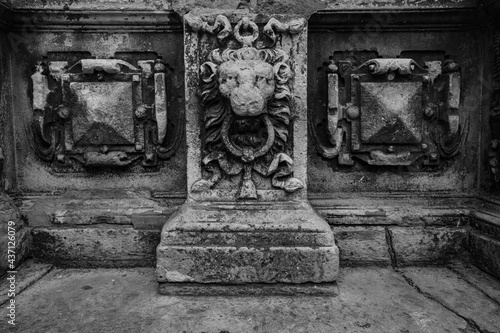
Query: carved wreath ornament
[{"left": 188, "top": 15, "right": 305, "bottom": 199}]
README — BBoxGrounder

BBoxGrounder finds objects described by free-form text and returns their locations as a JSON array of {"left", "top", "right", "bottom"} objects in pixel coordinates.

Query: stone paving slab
[
  {"left": 1, "top": 265, "right": 499, "bottom": 333},
  {"left": 0, "top": 260, "right": 53, "bottom": 306},
  {"left": 447, "top": 262, "right": 500, "bottom": 303},
  {"left": 399, "top": 267, "right": 500, "bottom": 333}
]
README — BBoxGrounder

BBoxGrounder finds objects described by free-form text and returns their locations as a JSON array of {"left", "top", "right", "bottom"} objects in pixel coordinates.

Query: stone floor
[{"left": 1, "top": 261, "right": 500, "bottom": 333}]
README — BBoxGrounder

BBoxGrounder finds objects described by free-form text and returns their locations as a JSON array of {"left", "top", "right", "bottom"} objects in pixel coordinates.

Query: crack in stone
[
  {"left": 0, "top": 264, "right": 55, "bottom": 306},
  {"left": 397, "top": 270, "right": 494, "bottom": 333},
  {"left": 384, "top": 227, "right": 398, "bottom": 268},
  {"left": 446, "top": 265, "right": 500, "bottom": 309}
]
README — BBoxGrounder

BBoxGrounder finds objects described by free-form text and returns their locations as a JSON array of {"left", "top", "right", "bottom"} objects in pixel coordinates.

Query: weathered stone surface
[
  {"left": 389, "top": 227, "right": 467, "bottom": 266},
  {"left": 157, "top": 201, "right": 338, "bottom": 284},
  {"left": 0, "top": 193, "right": 30, "bottom": 276},
  {"left": 10, "top": 0, "right": 171, "bottom": 10},
  {"left": 308, "top": 9, "right": 480, "bottom": 192},
  {"left": 31, "top": 227, "right": 160, "bottom": 268},
  {"left": 71, "top": 81, "right": 135, "bottom": 145},
  {"left": 158, "top": 282, "right": 339, "bottom": 296},
  {"left": 156, "top": 13, "right": 338, "bottom": 288},
  {"left": 0, "top": 260, "right": 52, "bottom": 305},
  {"left": 21, "top": 192, "right": 477, "bottom": 268},
  {"left": 467, "top": 209, "right": 500, "bottom": 279},
  {"left": 311, "top": 194, "right": 473, "bottom": 226},
  {"left": 0, "top": 266, "right": 483, "bottom": 333},
  {"left": 332, "top": 226, "right": 391, "bottom": 266},
  {"left": 471, "top": 210, "right": 500, "bottom": 240},
  {"left": 8, "top": 0, "right": 477, "bottom": 12},
  {"left": 447, "top": 261, "right": 500, "bottom": 303},
  {"left": 469, "top": 231, "right": 500, "bottom": 280},
  {"left": 400, "top": 267, "right": 500, "bottom": 333},
  {"left": 157, "top": 246, "right": 338, "bottom": 284},
  {"left": 360, "top": 82, "right": 422, "bottom": 144},
  {"left": 24, "top": 190, "right": 173, "bottom": 226}
]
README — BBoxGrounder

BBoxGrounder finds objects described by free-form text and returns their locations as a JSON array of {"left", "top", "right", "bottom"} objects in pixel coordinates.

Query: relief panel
[
  {"left": 31, "top": 56, "right": 181, "bottom": 172},
  {"left": 187, "top": 15, "right": 305, "bottom": 199},
  {"left": 311, "top": 55, "right": 462, "bottom": 167}
]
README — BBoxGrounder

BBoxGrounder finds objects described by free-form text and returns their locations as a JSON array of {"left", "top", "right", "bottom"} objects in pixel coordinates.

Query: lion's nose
[{"left": 230, "top": 86, "right": 265, "bottom": 117}]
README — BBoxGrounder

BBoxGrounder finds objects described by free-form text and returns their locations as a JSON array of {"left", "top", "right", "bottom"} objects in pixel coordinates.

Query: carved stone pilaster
[{"left": 156, "top": 13, "right": 339, "bottom": 292}]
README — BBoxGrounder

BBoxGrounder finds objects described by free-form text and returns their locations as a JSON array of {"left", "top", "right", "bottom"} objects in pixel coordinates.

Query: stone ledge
[
  {"left": 309, "top": 7, "right": 480, "bottom": 32},
  {"left": 24, "top": 194, "right": 473, "bottom": 268},
  {"left": 471, "top": 211, "right": 500, "bottom": 239},
  {"left": 29, "top": 223, "right": 468, "bottom": 268},
  {"left": 158, "top": 282, "right": 339, "bottom": 296}
]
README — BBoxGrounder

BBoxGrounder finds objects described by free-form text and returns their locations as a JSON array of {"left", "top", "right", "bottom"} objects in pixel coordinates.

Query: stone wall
[{"left": 0, "top": 0, "right": 498, "bottom": 273}]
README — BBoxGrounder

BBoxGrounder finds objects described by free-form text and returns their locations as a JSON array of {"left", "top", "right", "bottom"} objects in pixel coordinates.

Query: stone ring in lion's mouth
[{"left": 221, "top": 114, "right": 275, "bottom": 163}]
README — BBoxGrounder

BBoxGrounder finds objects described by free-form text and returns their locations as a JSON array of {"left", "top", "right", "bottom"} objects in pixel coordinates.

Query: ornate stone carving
[
  {"left": 188, "top": 15, "right": 305, "bottom": 198},
  {"left": 31, "top": 57, "right": 181, "bottom": 171},
  {"left": 311, "top": 56, "right": 463, "bottom": 167},
  {"left": 156, "top": 13, "right": 338, "bottom": 288}
]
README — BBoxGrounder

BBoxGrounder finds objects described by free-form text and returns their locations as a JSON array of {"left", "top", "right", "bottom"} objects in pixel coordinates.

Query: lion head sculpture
[
  {"left": 191, "top": 16, "right": 304, "bottom": 198},
  {"left": 201, "top": 47, "right": 293, "bottom": 157}
]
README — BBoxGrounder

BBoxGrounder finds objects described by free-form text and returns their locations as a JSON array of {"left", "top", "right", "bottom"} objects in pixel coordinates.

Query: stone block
[
  {"left": 0, "top": 194, "right": 30, "bottom": 276},
  {"left": 157, "top": 246, "right": 339, "bottom": 284},
  {"left": 470, "top": 211, "right": 500, "bottom": 239},
  {"left": 157, "top": 202, "right": 339, "bottom": 284},
  {"left": 333, "top": 226, "right": 391, "bottom": 266},
  {"left": 389, "top": 226, "right": 467, "bottom": 266},
  {"left": 469, "top": 231, "right": 500, "bottom": 280},
  {"left": 31, "top": 227, "right": 160, "bottom": 268}
]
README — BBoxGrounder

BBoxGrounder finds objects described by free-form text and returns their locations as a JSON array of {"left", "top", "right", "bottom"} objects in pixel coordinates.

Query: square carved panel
[
  {"left": 70, "top": 81, "right": 135, "bottom": 146},
  {"left": 31, "top": 56, "right": 183, "bottom": 171},
  {"left": 310, "top": 55, "right": 463, "bottom": 167},
  {"left": 360, "top": 82, "right": 422, "bottom": 145}
]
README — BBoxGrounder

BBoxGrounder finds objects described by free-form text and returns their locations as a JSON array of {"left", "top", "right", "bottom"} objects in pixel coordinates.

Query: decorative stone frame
[
  {"left": 31, "top": 57, "right": 178, "bottom": 170},
  {"left": 311, "top": 56, "right": 462, "bottom": 167}
]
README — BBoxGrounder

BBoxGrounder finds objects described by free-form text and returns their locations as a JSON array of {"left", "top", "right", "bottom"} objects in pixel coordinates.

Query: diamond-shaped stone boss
[{"left": 360, "top": 82, "right": 422, "bottom": 144}]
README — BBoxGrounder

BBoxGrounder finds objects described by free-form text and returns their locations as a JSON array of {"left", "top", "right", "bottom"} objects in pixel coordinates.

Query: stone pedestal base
[{"left": 156, "top": 201, "right": 339, "bottom": 285}]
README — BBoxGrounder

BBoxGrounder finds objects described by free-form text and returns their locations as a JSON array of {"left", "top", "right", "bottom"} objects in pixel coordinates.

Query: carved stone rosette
[
  {"left": 31, "top": 57, "right": 181, "bottom": 171},
  {"left": 188, "top": 14, "right": 305, "bottom": 199},
  {"left": 311, "top": 56, "right": 463, "bottom": 167}
]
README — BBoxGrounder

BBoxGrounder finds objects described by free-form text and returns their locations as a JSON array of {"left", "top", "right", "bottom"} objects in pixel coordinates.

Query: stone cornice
[
  {"left": 5, "top": 9, "right": 183, "bottom": 32},
  {"left": 309, "top": 8, "right": 481, "bottom": 32},
  {"left": 0, "top": 6, "right": 484, "bottom": 34}
]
